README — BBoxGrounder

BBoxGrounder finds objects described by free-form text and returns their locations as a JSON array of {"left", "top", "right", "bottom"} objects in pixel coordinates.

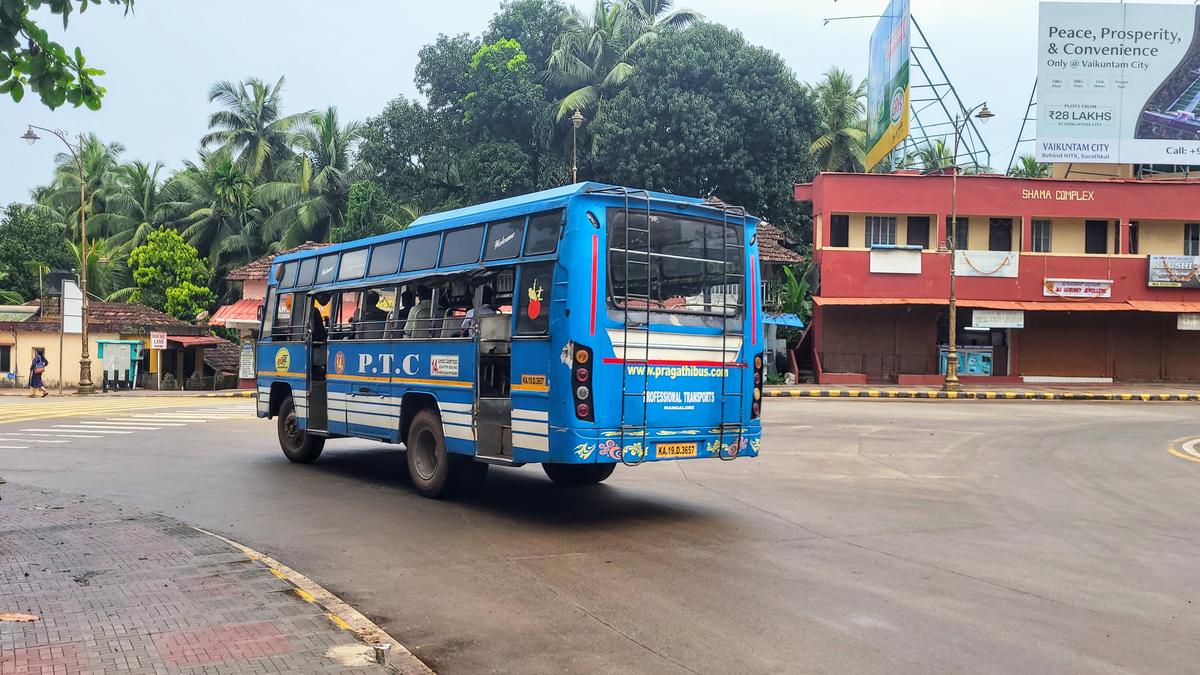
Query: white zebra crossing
[{"left": 0, "top": 405, "right": 255, "bottom": 446}]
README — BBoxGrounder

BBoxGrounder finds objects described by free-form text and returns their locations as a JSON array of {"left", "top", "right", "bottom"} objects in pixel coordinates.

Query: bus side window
[
  {"left": 516, "top": 263, "right": 554, "bottom": 335},
  {"left": 353, "top": 287, "right": 395, "bottom": 340},
  {"left": 329, "top": 291, "right": 358, "bottom": 340},
  {"left": 261, "top": 290, "right": 278, "bottom": 337},
  {"left": 271, "top": 292, "right": 299, "bottom": 340}
]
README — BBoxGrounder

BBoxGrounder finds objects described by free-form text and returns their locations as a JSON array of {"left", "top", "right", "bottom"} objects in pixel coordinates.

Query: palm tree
[
  {"left": 1009, "top": 154, "right": 1050, "bottom": 178},
  {"left": 809, "top": 68, "right": 867, "bottom": 173},
  {"left": 916, "top": 138, "right": 954, "bottom": 171},
  {"left": 37, "top": 134, "right": 125, "bottom": 241},
  {"left": 200, "top": 76, "right": 310, "bottom": 180},
  {"left": 257, "top": 107, "right": 364, "bottom": 247},
  {"left": 93, "top": 161, "right": 170, "bottom": 249},
  {"left": 546, "top": 0, "right": 699, "bottom": 121},
  {"left": 166, "top": 149, "right": 267, "bottom": 273},
  {"left": 66, "top": 237, "right": 131, "bottom": 300}
]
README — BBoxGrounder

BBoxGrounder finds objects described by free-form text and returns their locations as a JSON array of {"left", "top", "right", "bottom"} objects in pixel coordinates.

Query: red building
[{"left": 794, "top": 172, "right": 1200, "bottom": 384}]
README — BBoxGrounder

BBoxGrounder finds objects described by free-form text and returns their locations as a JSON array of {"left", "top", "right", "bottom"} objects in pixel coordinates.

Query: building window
[
  {"left": 988, "top": 219, "right": 1014, "bottom": 252},
  {"left": 946, "top": 217, "right": 969, "bottom": 249},
  {"left": 1129, "top": 222, "right": 1139, "bottom": 255},
  {"left": 1085, "top": 220, "right": 1108, "bottom": 254},
  {"left": 1031, "top": 219, "right": 1052, "bottom": 253},
  {"left": 866, "top": 216, "right": 896, "bottom": 247},
  {"left": 0, "top": 345, "right": 10, "bottom": 374},
  {"left": 1186, "top": 223, "right": 1200, "bottom": 256},
  {"left": 906, "top": 216, "right": 930, "bottom": 249},
  {"left": 829, "top": 214, "right": 849, "bottom": 247}
]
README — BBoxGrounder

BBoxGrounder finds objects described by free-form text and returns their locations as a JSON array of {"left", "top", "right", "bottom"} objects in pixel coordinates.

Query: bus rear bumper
[{"left": 542, "top": 427, "right": 762, "bottom": 464}]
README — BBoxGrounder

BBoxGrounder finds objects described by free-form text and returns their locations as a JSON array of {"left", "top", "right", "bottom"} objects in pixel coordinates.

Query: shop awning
[
  {"left": 816, "top": 297, "right": 1200, "bottom": 313},
  {"left": 210, "top": 298, "right": 261, "bottom": 327},
  {"left": 168, "top": 335, "right": 229, "bottom": 347},
  {"left": 763, "top": 312, "right": 805, "bottom": 328}
]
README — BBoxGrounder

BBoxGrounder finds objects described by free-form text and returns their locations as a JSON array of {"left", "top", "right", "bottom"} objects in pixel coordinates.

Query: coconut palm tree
[
  {"left": 36, "top": 134, "right": 125, "bottom": 241},
  {"left": 166, "top": 149, "right": 267, "bottom": 274},
  {"left": 93, "top": 161, "right": 170, "bottom": 250},
  {"left": 200, "top": 76, "right": 310, "bottom": 180},
  {"left": 1009, "top": 154, "right": 1050, "bottom": 178},
  {"left": 916, "top": 138, "right": 954, "bottom": 171},
  {"left": 65, "top": 237, "right": 132, "bottom": 300},
  {"left": 809, "top": 68, "right": 867, "bottom": 173},
  {"left": 546, "top": 0, "right": 699, "bottom": 121},
  {"left": 257, "top": 107, "right": 364, "bottom": 247}
]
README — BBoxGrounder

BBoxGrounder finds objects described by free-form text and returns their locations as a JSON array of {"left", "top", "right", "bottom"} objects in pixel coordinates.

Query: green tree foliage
[
  {"left": 170, "top": 148, "right": 265, "bottom": 275},
  {"left": 0, "top": 203, "right": 72, "bottom": 301},
  {"left": 257, "top": 106, "right": 363, "bottom": 246},
  {"left": 915, "top": 138, "right": 954, "bottom": 171},
  {"left": 92, "top": 160, "right": 168, "bottom": 248},
  {"left": 126, "top": 229, "right": 211, "bottom": 317},
  {"left": 484, "top": 0, "right": 568, "bottom": 76},
  {"left": 0, "top": 0, "right": 132, "bottom": 109},
  {"left": 590, "top": 22, "right": 818, "bottom": 228},
  {"left": 164, "top": 281, "right": 215, "bottom": 322},
  {"left": 546, "top": 0, "right": 699, "bottom": 121},
  {"left": 1009, "top": 154, "right": 1050, "bottom": 178},
  {"left": 332, "top": 180, "right": 414, "bottom": 244},
  {"left": 809, "top": 68, "right": 867, "bottom": 173},
  {"left": 200, "top": 77, "right": 308, "bottom": 180}
]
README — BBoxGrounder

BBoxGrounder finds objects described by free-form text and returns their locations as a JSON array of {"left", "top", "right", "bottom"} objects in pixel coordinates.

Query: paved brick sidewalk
[{"left": 0, "top": 482, "right": 389, "bottom": 674}]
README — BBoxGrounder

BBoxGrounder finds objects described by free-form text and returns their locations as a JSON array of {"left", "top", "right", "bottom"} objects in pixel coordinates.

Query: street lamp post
[
  {"left": 22, "top": 125, "right": 95, "bottom": 395},
  {"left": 943, "top": 103, "right": 994, "bottom": 392},
  {"left": 570, "top": 109, "right": 585, "bottom": 184}
]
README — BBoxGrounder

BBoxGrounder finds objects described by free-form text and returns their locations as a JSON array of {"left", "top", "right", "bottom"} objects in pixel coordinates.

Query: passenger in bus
[
  {"left": 404, "top": 287, "right": 435, "bottom": 338},
  {"left": 309, "top": 293, "right": 330, "bottom": 343},
  {"left": 354, "top": 290, "right": 388, "bottom": 339},
  {"left": 459, "top": 286, "right": 499, "bottom": 336}
]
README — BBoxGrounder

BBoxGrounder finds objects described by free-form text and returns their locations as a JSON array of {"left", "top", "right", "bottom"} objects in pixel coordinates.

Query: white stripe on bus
[
  {"left": 512, "top": 420, "right": 548, "bottom": 436},
  {"left": 512, "top": 433, "right": 549, "bottom": 452}
]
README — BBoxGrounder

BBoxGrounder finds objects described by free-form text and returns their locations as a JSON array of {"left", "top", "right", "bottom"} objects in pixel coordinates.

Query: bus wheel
[
  {"left": 277, "top": 396, "right": 324, "bottom": 463},
  {"left": 542, "top": 463, "right": 616, "bottom": 487},
  {"left": 406, "top": 409, "right": 485, "bottom": 498}
]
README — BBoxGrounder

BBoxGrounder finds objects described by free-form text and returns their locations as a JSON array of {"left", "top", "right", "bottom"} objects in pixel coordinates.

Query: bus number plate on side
[{"left": 657, "top": 442, "right": 698, "bottom": 458}]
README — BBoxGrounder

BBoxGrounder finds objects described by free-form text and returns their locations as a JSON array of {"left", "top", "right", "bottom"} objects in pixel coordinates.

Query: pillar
[
  {"left": 1118, "top": 218, "right": 1130, "bottom": 255},
  {"left": 1021, "top": 214, "right": 1034, "bottom": 252}
]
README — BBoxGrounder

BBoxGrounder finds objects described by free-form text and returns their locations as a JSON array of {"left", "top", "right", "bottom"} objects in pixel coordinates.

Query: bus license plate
[{"left": 657, "top": 442, "right": 698, "bottom": 458}]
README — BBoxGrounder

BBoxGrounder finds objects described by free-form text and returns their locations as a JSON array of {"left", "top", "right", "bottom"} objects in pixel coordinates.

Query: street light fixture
[
  {"left": 944, "top": 102, "right": 995, "bottom": 392},
  {"left": 22, "top": 125, "right": 95, "bottom": 395},
  {"left": 570, "top": 109, "right": 586, "bottom": 184}
]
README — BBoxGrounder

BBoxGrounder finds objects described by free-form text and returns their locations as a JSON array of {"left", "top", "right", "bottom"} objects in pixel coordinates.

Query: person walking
[{"left": 28, "top": 348, "right": 49, "bottom": 398}]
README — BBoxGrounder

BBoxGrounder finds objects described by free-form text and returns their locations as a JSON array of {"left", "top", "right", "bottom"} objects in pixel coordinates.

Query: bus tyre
[
  {"left": 277, "top": 396, "right": 324, "bottom": 463},
  {"left": 542, "top": 462, "right": 616, "bottom": 486},
  {"left": 406, "top": 409, "right": 486, "bottom": 498}
]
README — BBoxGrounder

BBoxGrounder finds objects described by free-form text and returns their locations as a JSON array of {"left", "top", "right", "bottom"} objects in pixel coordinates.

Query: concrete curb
[
  {"left": 765, "top": 389, "right": 1200, "bottom": 401},
  {"left": 195, "top": 527, "right": 434, "bottom": 675},
  {"left": 201, "top": 391, "right": 256, "bottom": 398}
]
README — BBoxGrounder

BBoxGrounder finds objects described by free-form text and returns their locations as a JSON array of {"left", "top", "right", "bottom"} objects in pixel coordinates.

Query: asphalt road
[{"left": 2, "top": 398, "right": 1199, "bottom": 674}]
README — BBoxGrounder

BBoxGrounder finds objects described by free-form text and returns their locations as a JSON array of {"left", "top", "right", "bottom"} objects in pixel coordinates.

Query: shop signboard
[
  {"left": 1043, "top": 277, "right": 1113, "bottom": 298},
  {"left": 238, "top": 339, "right": 255, "bottom": 379},
  {"left": 1147, "top": 255, "right": 1200, "bottom": 288},
  {"left": 150, "top": 332, "right": 168, "bottom": 350},
  {"left": 864, "top": 0, "right": 911, "bottom": 170},
  {"left": 1178, "top": 313, "right": 1200, "bottom": 331},
  {"left": 972, "top": 309, "right": 1025, "bottom": 329},
  {"left": 1037, "top": 2, "right": 1200, "bottom": 164}
]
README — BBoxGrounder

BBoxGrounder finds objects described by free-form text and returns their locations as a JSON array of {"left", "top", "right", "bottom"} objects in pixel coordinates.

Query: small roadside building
[{"left": 0, "top": 297, "right": 234, "bottom": 390}]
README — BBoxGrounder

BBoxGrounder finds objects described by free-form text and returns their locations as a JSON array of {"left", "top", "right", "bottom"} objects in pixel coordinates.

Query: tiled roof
[
  {"left": 210, "top": 298, "right": 261, "bottom": 327},
  {"left": 6, "top": 300, "right": 207, "bottom": 335},
  {"left": 227, "top": 242, "right": 327, "bottom": 281},
  {"left": 203, "top": 339, "right": 242, "bottom": 375},
  {"left": 758, "top": 222, "right": 805, "bottom": 264}
]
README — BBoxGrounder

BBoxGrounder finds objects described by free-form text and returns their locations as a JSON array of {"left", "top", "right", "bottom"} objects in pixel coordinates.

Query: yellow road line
[{"left": 1168, "top": 436, "right": 1200, "bottom": 464}]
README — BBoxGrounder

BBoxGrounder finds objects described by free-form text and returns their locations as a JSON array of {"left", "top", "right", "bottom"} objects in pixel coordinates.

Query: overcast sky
[{"left": 0, "top": 0, "right": 1191, "bottom": 205}]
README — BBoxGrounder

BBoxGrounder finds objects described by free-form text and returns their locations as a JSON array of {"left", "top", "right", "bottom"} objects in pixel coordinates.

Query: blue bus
[{"left": 256, "top": 183, "right": 764, "bottom": 498}]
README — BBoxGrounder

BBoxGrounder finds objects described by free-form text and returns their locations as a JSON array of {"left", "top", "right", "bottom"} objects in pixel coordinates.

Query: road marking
[
  {"left": 0, "top": 445, "right": 29, "bottom": 449},
  {"left": 1168, "top": 436, "right": 1200, "bottom": 463},
  {"left": 25, "top": 427, "right": 131, "bottom": 435},
  {"left": 0, "top": 432, "right": 99, "bottom": 439},
  {"left": 4, "top": 438, "right": 67, "bottom": 444},
  {"left": 103, "top": 419, "right": 188, "bottom": 426},
  {"left": 55, "top": 422, "right": 157, "bottom": 427},
  {"left": 82, "top": 421, "right": 167, "bottom": 428}
]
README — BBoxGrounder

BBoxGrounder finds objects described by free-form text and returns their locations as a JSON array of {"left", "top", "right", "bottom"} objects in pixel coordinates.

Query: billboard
[
  {"left": 1147, "top": 255, "right": 1200, "bottom": 288},
  {"left": 1037, "top": 2, "right": 1200, "bottom": 164},
  {"left": 864, "top": 0, "right": 911, "bottom": 170}
]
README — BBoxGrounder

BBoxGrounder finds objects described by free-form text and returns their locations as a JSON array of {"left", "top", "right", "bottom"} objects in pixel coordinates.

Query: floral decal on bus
[{"left": 574, "top": 443, "right": 595, "bottom": 460}]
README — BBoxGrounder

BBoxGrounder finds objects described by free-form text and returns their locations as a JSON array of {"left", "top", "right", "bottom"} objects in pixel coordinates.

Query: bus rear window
[
  {"left": 316, "top": 254, "right": 339, "bottom": 284},
  {"left": 608, "top": 210, "right": 744, "bottom": 316},
  {"left": 485, "top": 219, "right": 523, "bottom": 260}
]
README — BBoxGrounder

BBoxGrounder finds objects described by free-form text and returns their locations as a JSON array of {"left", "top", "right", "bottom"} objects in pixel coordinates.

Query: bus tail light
[
  {"left": 751, "top": 354, "right": 764, "bottom": 419},
  {"left": 573, "top": 344, "right": 595, "bottom": 422}
]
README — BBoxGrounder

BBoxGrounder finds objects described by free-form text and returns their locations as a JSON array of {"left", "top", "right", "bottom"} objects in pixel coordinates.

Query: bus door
[
  {"left": 304, "top": 292, "right": 329, "bottom": 432},
  {"left": 509, "top": 263, "right": 555, "bottom": 458},
  {"left": 475, "top": 312, "right": 512, "bottom": 458}
]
